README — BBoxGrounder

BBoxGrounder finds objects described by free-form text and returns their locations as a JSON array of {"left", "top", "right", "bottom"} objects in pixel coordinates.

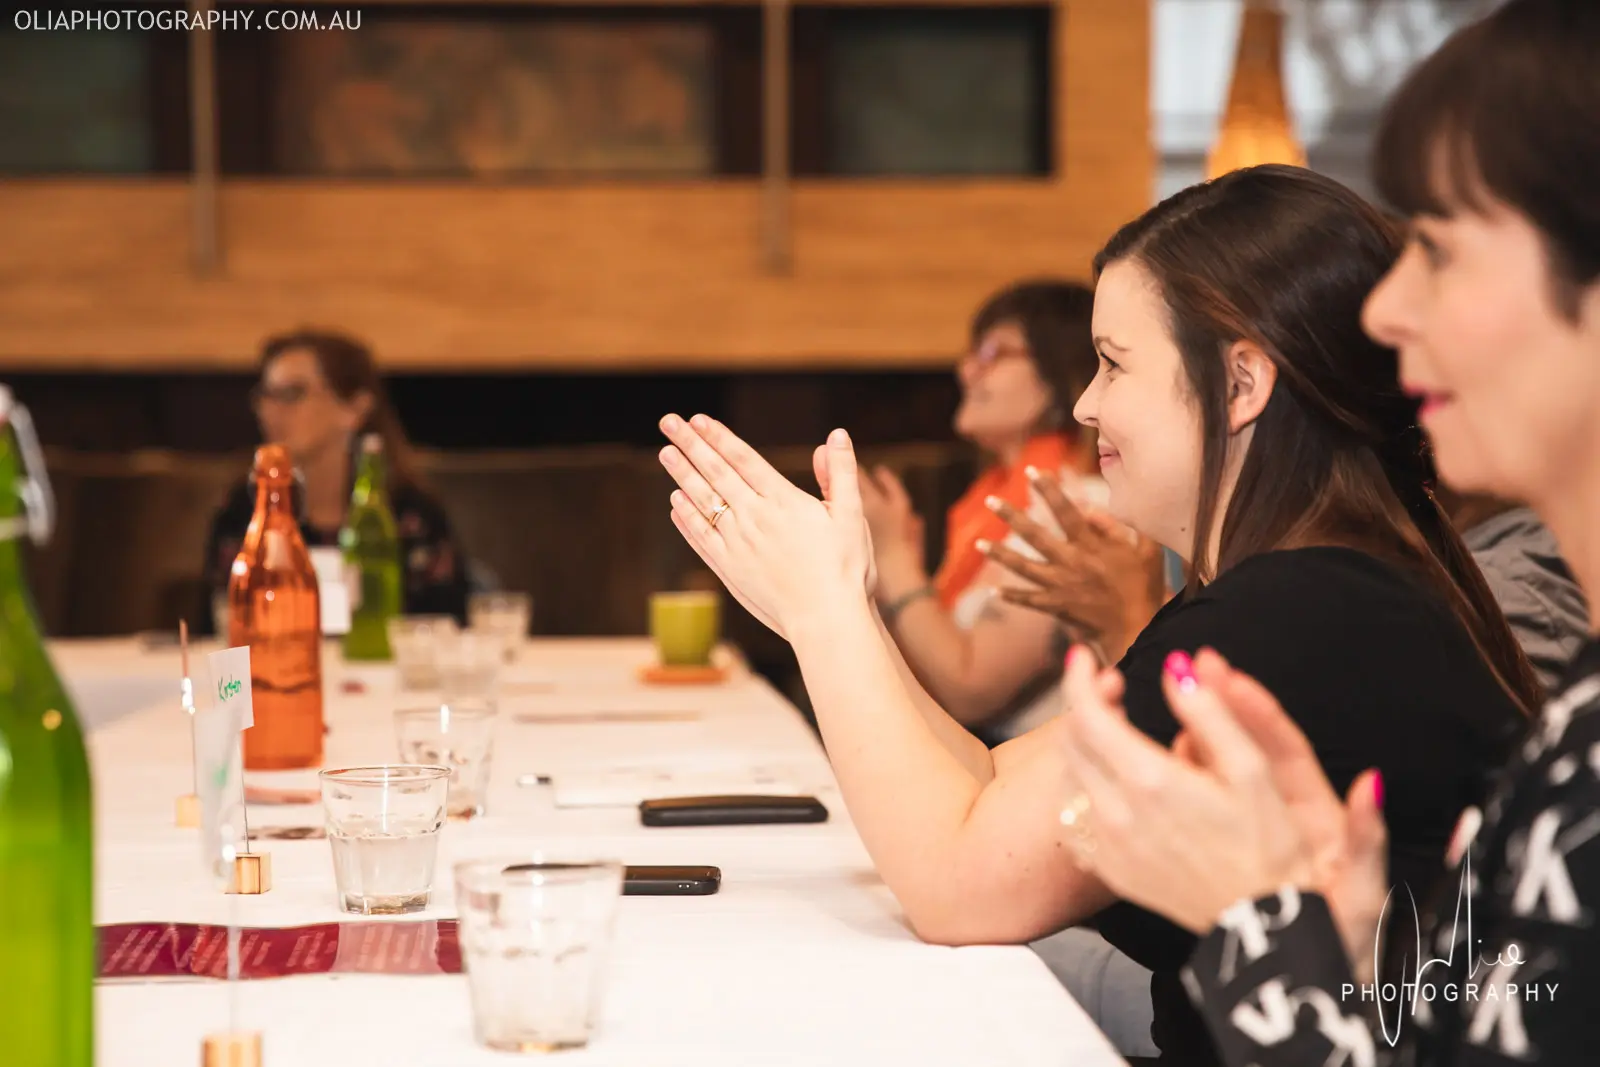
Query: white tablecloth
[{"left": 58, "top": 637, "right": 1125, "bottom": 1067}]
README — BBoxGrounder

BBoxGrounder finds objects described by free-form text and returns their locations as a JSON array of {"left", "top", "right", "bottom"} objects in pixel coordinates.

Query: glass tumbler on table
[
  {"left": 319, "top": 764, "right": 450, "bottom": 915},
  {"left": 454, "top": 859, "right": 625, "bottom": 1053},
  {"left": 434, "top": 629, "right": 502, "bottom": 704},
  {"left": 394, "top": 703, "right": 496, "bottom": 819},
  {"left": 468, "top": 592, "right": 532, "bottom": 663},
  {"left": 388, "top": 615, "right": 459, "bottom": 691}
]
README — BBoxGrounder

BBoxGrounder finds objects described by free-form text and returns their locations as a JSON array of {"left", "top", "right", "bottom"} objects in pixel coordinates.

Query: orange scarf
[{"left": 934, "top": 433, "right": 1077, "bottom": 608}]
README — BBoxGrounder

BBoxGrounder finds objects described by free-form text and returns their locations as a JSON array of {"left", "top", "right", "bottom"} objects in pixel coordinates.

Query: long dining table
[{"left": 59, "top": 635, "right": 1127, "bottom": 1067}]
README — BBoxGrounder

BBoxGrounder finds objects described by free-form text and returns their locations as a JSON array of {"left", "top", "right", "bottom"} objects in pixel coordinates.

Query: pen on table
[{"left": 516, "top": 774, "right": 553, "bottom": 788}]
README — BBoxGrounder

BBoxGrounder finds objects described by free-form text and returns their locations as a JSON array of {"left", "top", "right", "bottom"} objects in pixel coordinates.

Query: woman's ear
[
  {"left": 341, "top": 389, "right": 376, "bottom": 432},
  {"left": 1224, "top": 340, "right": 1277, "bottom": 434}
]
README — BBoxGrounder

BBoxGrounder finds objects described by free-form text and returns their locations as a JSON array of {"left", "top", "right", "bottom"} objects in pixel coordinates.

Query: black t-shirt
[{"left": 1086, "top": 546, "right": 1526, "bottom": 1066}]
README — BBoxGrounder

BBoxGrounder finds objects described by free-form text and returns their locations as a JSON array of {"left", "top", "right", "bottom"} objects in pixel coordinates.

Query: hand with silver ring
[{"left": 657, "top": 413, "right": 875, "bottom": 639}]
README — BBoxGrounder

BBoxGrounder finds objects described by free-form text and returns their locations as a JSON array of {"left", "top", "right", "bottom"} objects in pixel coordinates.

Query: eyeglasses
[
  {"left": 963, "top": 338, "right": 1031, "bottom": 371},
  {"left": 250, "top": 382, "right": 316, "bottom": 410}
]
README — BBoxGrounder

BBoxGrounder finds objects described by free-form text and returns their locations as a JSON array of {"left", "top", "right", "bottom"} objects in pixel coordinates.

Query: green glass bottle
[
  {"left": 340, "top": 433, "right": 402, "bottom": 661},
  {"left": 0, "top": 385, "right": 93, "bottom": 1066}
]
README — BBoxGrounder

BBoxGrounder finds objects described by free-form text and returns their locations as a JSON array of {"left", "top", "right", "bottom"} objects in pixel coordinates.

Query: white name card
[
  {"left": 194, "top": 646, "right": 254, "bottom": 877},
  {"left": 308, "top": 546, "right": 352, "bottom": 636}
]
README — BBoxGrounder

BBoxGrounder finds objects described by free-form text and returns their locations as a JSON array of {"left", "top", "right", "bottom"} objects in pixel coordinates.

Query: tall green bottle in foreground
[
  {"left": 340, "top": 433, "right": 402, "bottom": 661},
  {"left": 0, "top": 385, "right": 93, "bottom": 1065}
]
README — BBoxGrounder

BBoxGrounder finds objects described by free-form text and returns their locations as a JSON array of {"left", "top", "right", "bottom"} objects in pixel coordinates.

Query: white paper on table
[
  {"left": 551, "top": 767, "right": 804, "bottom": 808},
  {"left": 308, "top": 546, "right": 352, "bottom": 636},
  {"left": 193, "top": 652, "right": 251, "bottom": 878}
]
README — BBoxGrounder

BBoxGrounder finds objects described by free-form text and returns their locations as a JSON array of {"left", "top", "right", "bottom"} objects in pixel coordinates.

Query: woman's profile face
[
  {"left": 252, "top": 348, "right": 366, "bottom": 464},
  {"left": 1074, "top": 258, "right": 1204, "bottom": 555},
  {"left": 1364, "top": 201, "right": 1600, "bottom": 506},
  {"left": 952, "top": 321, "right": 1055, "bottom": 449}
]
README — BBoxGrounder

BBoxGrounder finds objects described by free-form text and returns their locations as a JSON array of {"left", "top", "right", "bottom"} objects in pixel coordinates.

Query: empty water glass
[
  {"left": 435, "top": 629, "right": 502, "bottom": 704},
  {"left": 388, "top": 615, "right": 460, "bottom": 691},
  {"left": 320, "top": 764, "right": 451, "bottom": 915},
  {"left": 454, "top": 858, "right": 625, "bottom": 1053},
  {"left": 469, "top": 592, "right": 532, "bottom": 663},
  {"left": 394, "top": 703, "right": 496, "bottom": 819}
]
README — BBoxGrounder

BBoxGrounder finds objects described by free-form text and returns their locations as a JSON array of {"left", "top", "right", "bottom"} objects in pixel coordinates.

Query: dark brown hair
[
  {"left": 970, "top": 279, "right": 1098, "bottom": 435},
  {"left": 1093, "top": 164, "right": 1541, "bottom": 711},
  {"left": 1373, "top": 0, "right": 1600, "bottom": 320},
  {"left": 258, "top": 329, "right": 420, "bottom": 487}
]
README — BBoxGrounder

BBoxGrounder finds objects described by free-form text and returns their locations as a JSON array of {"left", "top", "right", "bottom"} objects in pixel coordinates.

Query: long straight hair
[{"left": 1094, "top": 165, "right": 1542, "bottom": 712}]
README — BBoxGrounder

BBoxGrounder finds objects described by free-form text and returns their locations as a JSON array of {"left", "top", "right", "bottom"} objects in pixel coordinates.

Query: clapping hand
[
  {"left": 1056, "top": 647, "right": 1388, "bottom": 976},
  {"left": 658, "top": 414, "right": 874, "bottom": 639},
  {"left": 981, "top": 469, "right": 1166, "bottom": 661}
]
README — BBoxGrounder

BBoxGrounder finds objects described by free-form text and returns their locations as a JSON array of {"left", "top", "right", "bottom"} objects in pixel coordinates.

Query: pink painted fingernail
[
  {"left": 1164, "top": 650, "right": 1198, "bottom": 692},
  {"left": 1373, "top": 771, "right": 1385, "bottom": 810}
]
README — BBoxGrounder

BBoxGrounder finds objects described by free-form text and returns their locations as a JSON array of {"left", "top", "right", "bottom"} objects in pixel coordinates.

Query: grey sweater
[{"left": 1465, "top": 506, "right": 1590, "bottom": 692}]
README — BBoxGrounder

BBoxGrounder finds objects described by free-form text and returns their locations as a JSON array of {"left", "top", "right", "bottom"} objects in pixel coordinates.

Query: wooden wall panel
[{"left": 0, "top": 0, "right": 1151, "bottom": 371}]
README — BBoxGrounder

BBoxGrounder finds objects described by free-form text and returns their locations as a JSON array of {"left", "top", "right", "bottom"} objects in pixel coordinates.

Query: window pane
[
  {"left": 273, "top": 17, "right": 716, "bottom": 178},
  {"left": 0, "top": 31, "right": 153, "bottom": 174},
  {"left": 826, "top": 10, "right": 1049, "bottom": 177}
]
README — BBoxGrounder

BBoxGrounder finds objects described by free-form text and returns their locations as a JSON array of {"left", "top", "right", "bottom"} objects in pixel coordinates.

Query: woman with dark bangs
[{"left": 1046, "top": 2, "right": 1600, "bottom": 1064}]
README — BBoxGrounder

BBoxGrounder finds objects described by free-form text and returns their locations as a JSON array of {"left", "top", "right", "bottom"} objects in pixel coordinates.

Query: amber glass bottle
[{"left": 230, "top": 444, "right": 324, "bottom": 769}]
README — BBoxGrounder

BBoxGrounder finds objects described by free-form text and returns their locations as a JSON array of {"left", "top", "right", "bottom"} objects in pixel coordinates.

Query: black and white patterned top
[{"left": 1183, "top": 639, "right": 1600, "bottom": 1066}]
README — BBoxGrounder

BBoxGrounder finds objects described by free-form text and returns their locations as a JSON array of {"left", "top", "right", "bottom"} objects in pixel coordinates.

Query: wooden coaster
[{"left": 638, "top": 663, "right": 729, "bottom": 686}]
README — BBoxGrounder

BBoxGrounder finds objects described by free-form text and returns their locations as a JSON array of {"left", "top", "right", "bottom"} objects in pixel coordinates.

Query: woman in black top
[
  {"left": 1042, "top": 2, "right": 1600, "bottom": 1065},
  {"left": 648, "top": 165, "right": 1537, "bottom": 1065},
  {"left": 202, "top": 330, "right": 468, "bottom": 628}
]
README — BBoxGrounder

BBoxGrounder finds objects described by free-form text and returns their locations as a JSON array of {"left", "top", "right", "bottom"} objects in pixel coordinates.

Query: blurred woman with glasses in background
[{"left": 201, "top": 329, "right": 469, "bottom": 631}]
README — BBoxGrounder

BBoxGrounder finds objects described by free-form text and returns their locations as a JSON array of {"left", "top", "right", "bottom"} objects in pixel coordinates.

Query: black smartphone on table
[
  {"left": 623, "top": 865, "right": 722, "bottom": 895},
  {"left": 639, "top": 794, "right": 828, "bottom": 827}
]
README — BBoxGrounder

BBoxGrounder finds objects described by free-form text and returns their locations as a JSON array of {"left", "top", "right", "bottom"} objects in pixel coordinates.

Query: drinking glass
[
  {"left": 394, "top": 703, "right": 496, "bottom": 819},
  {"left": 435, "top": 629, "right": 502, "bottom": 704},
  {"left": 468, "top": 592, "right": 532, "bottom": 663},
  {"left": 388, "top": 615, "right": 459, "bottom": 691},
  {"left": 454, "top": 858, "right": 625, "bottom": 1053},
  {"left": 319, "top": 764, "right": 450, "bottom": 914}
]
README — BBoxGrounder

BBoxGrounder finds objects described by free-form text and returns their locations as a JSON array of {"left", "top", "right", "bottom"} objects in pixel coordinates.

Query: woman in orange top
[{"left": 861, "top": 280, "right": 1104, "bottom": 740}]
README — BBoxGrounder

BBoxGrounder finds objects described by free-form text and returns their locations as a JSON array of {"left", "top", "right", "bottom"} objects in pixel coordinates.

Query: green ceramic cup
[{"left": 649, "top": 591, "right": 721, "bottom": 667}]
